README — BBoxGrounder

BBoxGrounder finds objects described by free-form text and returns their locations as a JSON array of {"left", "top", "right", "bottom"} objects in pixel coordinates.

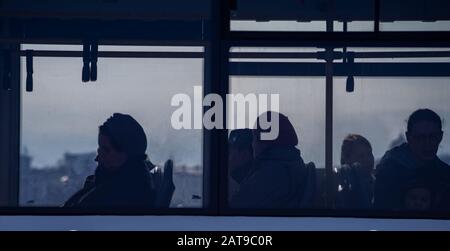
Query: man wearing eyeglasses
[{"left": 374, "top": 109, "right": 450, "bottom": 211}]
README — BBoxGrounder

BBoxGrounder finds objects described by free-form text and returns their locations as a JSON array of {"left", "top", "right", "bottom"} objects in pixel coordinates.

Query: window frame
[{"left": 1, "top": 0, "right": 450, "bottom": 219}]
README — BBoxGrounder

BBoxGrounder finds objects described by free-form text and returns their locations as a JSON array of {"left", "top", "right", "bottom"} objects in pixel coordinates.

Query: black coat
[
  {"left": 374, "top": 143, "right": 450, "bottom": 210},
  {"left": 64, "top": 158, "right": 156, "bottom": 209},
  {"left": 230, "top": 146, "right": 306, "bottom": 209}
]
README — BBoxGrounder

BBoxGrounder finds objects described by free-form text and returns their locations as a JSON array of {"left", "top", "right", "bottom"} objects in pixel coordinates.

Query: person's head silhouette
[
  {"left": 252, "top": 111, "right": 298, "bottom": 158},
  {"left": 406, "top": 109, "right": 443, "bottom": 161},
  {"left": 96, "top": 113, "right": 147, "bottom": 170},
  {"left": 341, "top": 134, "right": 374, "bottom": 176}
]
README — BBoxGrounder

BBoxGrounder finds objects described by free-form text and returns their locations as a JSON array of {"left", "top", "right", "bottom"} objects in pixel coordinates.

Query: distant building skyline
[{"left": 20, "top": 150, "right": 202, "bottom": 207}]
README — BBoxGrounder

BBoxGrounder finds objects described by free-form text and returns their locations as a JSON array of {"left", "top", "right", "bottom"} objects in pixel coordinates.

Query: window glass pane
[
  {"left": 98, "top": 46, "right": 204, "bottom": 52},
  {"left": 231, "top": 21, "right": 327, "bottom": 32},
  {"left": 334, "top": 77, "right": 450, "bottom": 166},
  {"left": 228, "top": 76, "right": 326, "bottom": 209},
  {"left": 20, "top": 45, "right": 203, "bottom": 208},
  {"left": 231, "top": 0, "right": 374, "bottom": 32},
  {"left": 22, "top": 44, "right": 81, "bottom": 51},
  {"left": 346, "top": 47, "right": 450, "bottom": 63},
  {"left": 380, "top": 0, "right": 450, "bottom": 31},
  {"left": 380, "top": 21, "right": 450, "bottom": 32},
  {"left": 334, "top": 71, "right": 450, "bottom": 212},
  {"left": 231, "top": 0, "right": 327, "bottom": 31},
  {"left": 230, "top": 47, "right": 325, "bottom": 63},
  {"left": 333, "top": 21, "right": 374, "bottom": 32}
]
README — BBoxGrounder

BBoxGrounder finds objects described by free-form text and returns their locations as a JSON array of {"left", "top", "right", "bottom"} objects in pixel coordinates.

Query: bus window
[
  {"left": 333, "top": 48, "right": 450, "bottom": 212},
  {"left": 19, "top": 45, "right": 204, "bottom": 208},
  {"left": 227, "top": 48, "right": 325, "bottom": 208}
]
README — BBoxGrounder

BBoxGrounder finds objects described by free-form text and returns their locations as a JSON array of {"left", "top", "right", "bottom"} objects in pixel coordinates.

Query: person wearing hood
[
  {"left": 229, "top": 111, "right": 308, "bottom": 209},
  {"left": 374, "top": 109, "right": 450, "bottom": 211},
  {"left": 64, "top": 113, "right": 156, "bottom": 209}
]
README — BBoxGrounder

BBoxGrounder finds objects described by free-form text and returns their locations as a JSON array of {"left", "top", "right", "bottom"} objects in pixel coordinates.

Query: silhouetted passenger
[
  {"left": 230, "top": 112, "right": 309, "bottom": 208},
  {"left": 335, "top": 134, "right": 375, "bottom": 209},
  {"left": 64, "top": 113, "right": 156, "bottom": 209},
  {"left": 228, "top": 129, "right": 254, "bottom": 201},
  {"left": 374, "top": 109, "right": 450, "bottom": 210}
]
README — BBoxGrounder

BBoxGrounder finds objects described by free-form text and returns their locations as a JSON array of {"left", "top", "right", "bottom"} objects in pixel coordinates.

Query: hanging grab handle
[
  {"left": 82, "top": 41, "right": 90, "bottom": 82},
  {"left": 26, "top": 50, "right": 34, "bottom": 92},
  {"left": 90, "top": 41, "right": 98, "bottom": 81}
]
